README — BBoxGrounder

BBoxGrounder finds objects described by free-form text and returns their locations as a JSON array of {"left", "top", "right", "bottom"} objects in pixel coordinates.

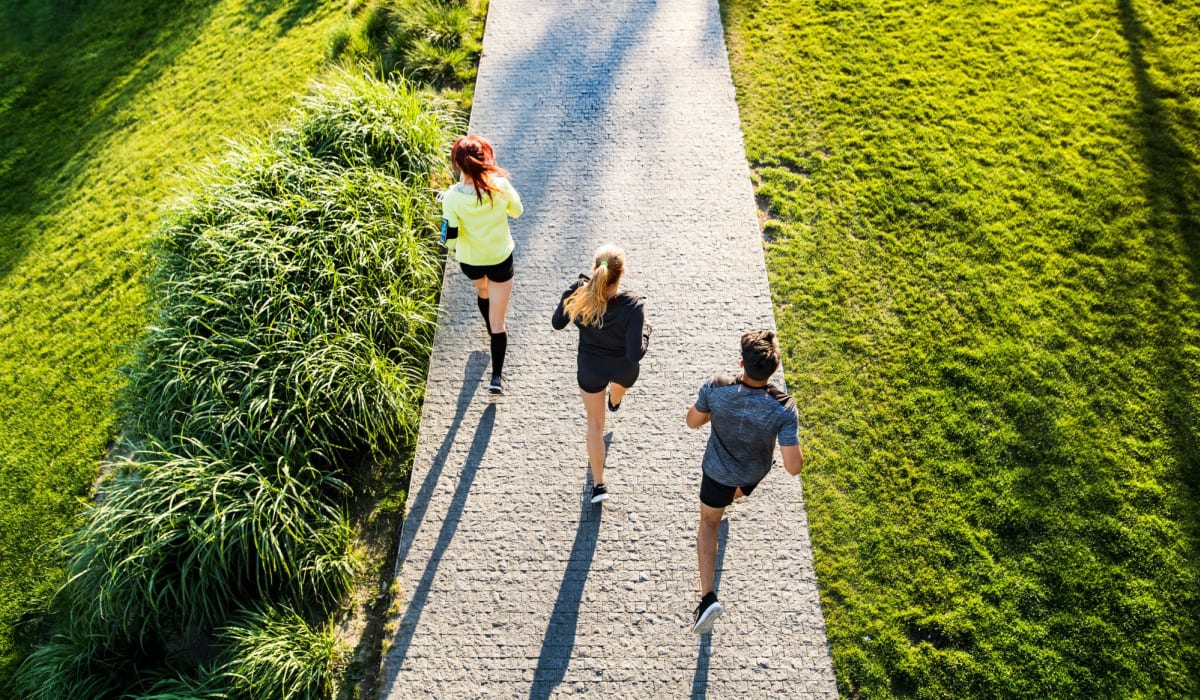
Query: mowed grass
[
  {"left": 0, "top": 0, "right": 345, "bottom": 687},
  {"left": 722, "top": 0, "right": 1199, "bottom": 696}
]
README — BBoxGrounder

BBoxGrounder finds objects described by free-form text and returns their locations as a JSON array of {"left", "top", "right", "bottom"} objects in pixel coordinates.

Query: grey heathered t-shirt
[{"left": 696, "top": 374, "right": 799, "bottom": 488}]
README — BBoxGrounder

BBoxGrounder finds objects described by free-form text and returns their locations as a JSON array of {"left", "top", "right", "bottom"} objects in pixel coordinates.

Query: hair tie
[{"left": 598, "top": 261, "right": 608, "bottom": 269}]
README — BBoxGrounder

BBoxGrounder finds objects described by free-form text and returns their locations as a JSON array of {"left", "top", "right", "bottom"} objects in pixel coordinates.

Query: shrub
[{"left": 16, "top": 72, "right": 460, "bottom": 698}]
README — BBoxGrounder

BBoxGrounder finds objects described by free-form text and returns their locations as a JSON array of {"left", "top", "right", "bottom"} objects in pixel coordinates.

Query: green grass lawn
[
  {"left": 721, "top": 0, "right": 1199, "bottom": 696},
  {"left": 0, "top": 0, "right": 346, "bottom": 688}
]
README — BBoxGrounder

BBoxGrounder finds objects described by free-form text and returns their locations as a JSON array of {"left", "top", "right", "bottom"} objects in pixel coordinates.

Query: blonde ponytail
[{"left": 564, "top": 244, "right": 626, "bottom": 328}]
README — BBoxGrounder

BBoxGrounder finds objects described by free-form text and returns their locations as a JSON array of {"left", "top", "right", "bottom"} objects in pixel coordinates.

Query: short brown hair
[{"left": 741, "top": 330, "right": 780, "bottom": 381}]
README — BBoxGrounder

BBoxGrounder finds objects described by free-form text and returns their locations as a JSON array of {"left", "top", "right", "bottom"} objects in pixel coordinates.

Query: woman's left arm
[
  {"left": 625, "top": 300, "right": 650, "bottom": 362},
  {"left": 504, "top": 179, "right": 524, "bottom": 218}
]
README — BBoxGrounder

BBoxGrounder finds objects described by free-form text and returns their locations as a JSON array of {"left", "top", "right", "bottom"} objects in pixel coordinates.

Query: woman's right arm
[{"left": 440, "top": 192, "right": 459, "bottom": 252}]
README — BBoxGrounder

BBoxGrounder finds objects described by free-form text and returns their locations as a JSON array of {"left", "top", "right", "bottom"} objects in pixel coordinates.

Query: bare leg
[
  {"left": 697, "top": 504, "right": 725, "bottom": 596},
  {"left": 486, "top": 277, "right": 513, "bottom": 333},
  {"left": 471, "top": 277, "right": 489, "bottom": 300},
  {"left": 608, "top": 382, "right": 628, "bottom": 409},
  {"left": 581, "top": 389, "right": 607, "bottom": 486}
]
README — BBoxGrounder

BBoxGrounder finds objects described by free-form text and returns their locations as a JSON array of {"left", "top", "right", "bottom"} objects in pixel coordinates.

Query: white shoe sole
[
  {"left": 692, "top": 602, "right": 724, "bottom": 634},
  {"left": 590, "top": 493, "right": 608, "bottom": 504}
]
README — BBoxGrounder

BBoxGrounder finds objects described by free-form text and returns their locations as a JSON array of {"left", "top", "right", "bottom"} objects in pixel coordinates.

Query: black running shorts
[
  {"left": 577, "top": 354, "right": 640, "bottom": 394},
  {"left": 699, "top": 472, "right": 759, "bottom": 509},
  {"left": 459, "top": 253, "right": 514, "bottom": 283}
]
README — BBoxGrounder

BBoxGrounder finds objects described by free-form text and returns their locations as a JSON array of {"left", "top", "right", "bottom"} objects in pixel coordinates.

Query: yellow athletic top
[{"left": 441, "top": 177, "right": 523, "bottom": 266}]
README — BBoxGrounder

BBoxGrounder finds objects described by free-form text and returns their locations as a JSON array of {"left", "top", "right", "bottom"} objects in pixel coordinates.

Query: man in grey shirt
[{"left": 685, "top": 331, "right": 805, "bottom": 634}]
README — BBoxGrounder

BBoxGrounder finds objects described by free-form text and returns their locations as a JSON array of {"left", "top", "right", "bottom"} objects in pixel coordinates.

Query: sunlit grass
[{"left": 722, "top": 0, "right": 1200, "bottom": 696}]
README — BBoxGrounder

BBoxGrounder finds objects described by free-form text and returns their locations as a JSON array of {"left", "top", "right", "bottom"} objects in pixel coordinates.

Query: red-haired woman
[
  {"left": 552, "top": 244, "right": 651, "bottom": 503},
  {"left": 441, "top": 134, "right": 524, "bottom": 394}
]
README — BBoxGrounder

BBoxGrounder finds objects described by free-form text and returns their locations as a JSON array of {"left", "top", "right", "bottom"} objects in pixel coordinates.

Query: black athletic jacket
[{"left": 552, "top": 276, "right": 651, "bottom": 362}]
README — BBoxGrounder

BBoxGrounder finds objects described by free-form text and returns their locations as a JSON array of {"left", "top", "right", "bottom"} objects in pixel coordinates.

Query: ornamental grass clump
[
  {"left": 329, "top": 0, "right": 484, "bottom": 100},
  {"left": 61, "top": 443, "right": 354, "bottom": 646},
  {"left": 16, "top": 73, "right": 460, "bottom": 698},
  {"left": 220, "top": 606, "right": 349, "bottom": 700}
]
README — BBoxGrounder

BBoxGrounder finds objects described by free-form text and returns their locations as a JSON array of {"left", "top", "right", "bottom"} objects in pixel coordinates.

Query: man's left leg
[
  {"left": 694, "top": 503, "right": 726, "bottom": 633},
  {"left": 697, "top": 503, "right": 724, "bottom": 597}
]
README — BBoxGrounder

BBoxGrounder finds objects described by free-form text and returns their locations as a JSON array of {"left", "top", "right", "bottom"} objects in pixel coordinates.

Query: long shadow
[
  {"left": 468, "top": 1, "right": 657, "bottom": 273},
  {"left": 528, "top": 485, "right": 604, "bottom": 699},
  {"left": 1115, "top": 1, "right": 1200, "bottom": 686},
  {"left": 393, "top": 350, "right": 490, "bottom": 573},
  {"left": 690, "top": 519, "right": 728, "bottom": 699},
  {"left": 387, "top": 401, "right": 497, "bottom": 671}
]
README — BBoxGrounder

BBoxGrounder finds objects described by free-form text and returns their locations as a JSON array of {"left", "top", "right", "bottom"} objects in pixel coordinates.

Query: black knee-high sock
[
  {"left": 476, "top": 296, "right": 492, "bottom": 334},
  {"left": 489, "top": 331, "right": 507, "bottom": 378}
]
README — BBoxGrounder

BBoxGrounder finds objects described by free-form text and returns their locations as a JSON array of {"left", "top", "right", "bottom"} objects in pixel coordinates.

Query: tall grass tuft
[
  {"left": 61, "top": 443, "right": 355, "bottom": 645},
  {"left": 14, "top": 634, "right": 130, "bottom": 700},
  {"left": 16, "top": 72, "right": 460, "bottom": 698},
  {"left": 330, "top": 0, "right": 485, "bottom": 100},
  {"left": 220, "top": 606, "right": 349, "bottom": 700}
]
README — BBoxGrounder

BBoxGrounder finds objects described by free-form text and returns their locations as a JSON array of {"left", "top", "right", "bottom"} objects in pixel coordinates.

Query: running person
[
  {"left": 685, "top": 330, "right": 804, "bottom": 633},
  {"left": 441, "top": 134, "right": 524, "bottom": 394},
  {"left": 552, "top": 244, "right": 651, "bottom": 504}
]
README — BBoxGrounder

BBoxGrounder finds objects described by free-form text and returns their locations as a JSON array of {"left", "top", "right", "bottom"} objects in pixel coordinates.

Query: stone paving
[{"left": 380, "top": 0, "right": 838, "bottom": 696}]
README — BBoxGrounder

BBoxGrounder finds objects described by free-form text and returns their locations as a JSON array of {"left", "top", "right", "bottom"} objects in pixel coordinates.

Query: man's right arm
[
  {"left": 780, "top": 444, "right": 804, "bottom": 476},
  {"left": 687, "top": 379, "right": 712, "bottom": 429}
]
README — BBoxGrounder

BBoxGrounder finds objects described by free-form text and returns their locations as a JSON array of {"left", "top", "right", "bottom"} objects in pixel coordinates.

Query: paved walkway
[{"left": 381, "top": 0, "right": 837, "bottom": 696}]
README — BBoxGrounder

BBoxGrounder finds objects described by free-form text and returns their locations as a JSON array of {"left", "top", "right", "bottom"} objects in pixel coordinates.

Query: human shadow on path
[
  {"left": 528, "top": 489, "right": 603, "bottom": 699},
  {"left": 388, "top": 398, "right": 496, "bottom": 671},
  {"left": 690, "top": 518, "right": 728, "bottom": 699},
  {"left": 393, "top": 350, "right": 490, "bottom": 573},
  {"left": 528, "top": 447, "right": 609, "bottom": 698}
]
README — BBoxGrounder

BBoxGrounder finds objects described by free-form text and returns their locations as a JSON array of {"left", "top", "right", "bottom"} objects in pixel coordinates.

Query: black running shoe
[
  {"left": 692, "top": 592, "right": 724, "bottom": 634},
  {"left": 607, "top": 396, "right": 621, "bottom": 412},
  {"left": 590, "top": 483, "right": 608, "bottom": 504},
  {"left": 488, "top": 374, "right": 504, "bottom": 395}
]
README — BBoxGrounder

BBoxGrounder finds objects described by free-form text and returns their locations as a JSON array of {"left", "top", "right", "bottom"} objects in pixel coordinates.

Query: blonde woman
[
  {"left": 441, "top": 134, "right": 523, "bottom": 394},
  {"left": 552, "top": 244, "right": 651, "bottom": 503}
]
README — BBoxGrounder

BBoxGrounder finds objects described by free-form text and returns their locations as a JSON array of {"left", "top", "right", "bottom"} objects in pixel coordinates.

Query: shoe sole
[
  {"left": 692, "top": 602, "right": 724, "bottom": 634},
  {"left": 590, "top": 493, "right": 608, "bottom": 504}
]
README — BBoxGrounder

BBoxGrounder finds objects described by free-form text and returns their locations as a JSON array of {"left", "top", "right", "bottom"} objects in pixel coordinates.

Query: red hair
[{"left": 451, "top": 135, "right": 510, "bottom": 204}]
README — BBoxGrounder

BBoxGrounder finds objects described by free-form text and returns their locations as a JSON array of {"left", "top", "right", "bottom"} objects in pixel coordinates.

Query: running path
[{"left": 381, "top": 0, "right": 838, "bottom": 696}]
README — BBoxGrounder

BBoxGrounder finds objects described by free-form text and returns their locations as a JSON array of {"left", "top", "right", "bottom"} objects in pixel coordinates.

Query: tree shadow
[
  {"left": 528, "top": 482, "right": 604, "bottom": 699},
  {"left": 690, "top": 519, "right": 728, "bottom": 699},
  {"left": 0, "top": 0, "right": 224, "bottom": 282},
  {"left": 239, "top": 0, "right": 324, "bottom": 35},
  {"left": 386, "top": 400, "right": 496, "bottom": 670},
  {"left": 1114, "top": 0, "right": 1200, "bottom": 684},
  {"left": 465, "top": 1, "right": 656, "bottom": 274}
]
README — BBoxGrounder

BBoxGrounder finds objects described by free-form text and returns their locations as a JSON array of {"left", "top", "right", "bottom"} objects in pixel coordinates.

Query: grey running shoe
[{"left": 488, "top": 374, "right": 504, "bottom": 395}]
